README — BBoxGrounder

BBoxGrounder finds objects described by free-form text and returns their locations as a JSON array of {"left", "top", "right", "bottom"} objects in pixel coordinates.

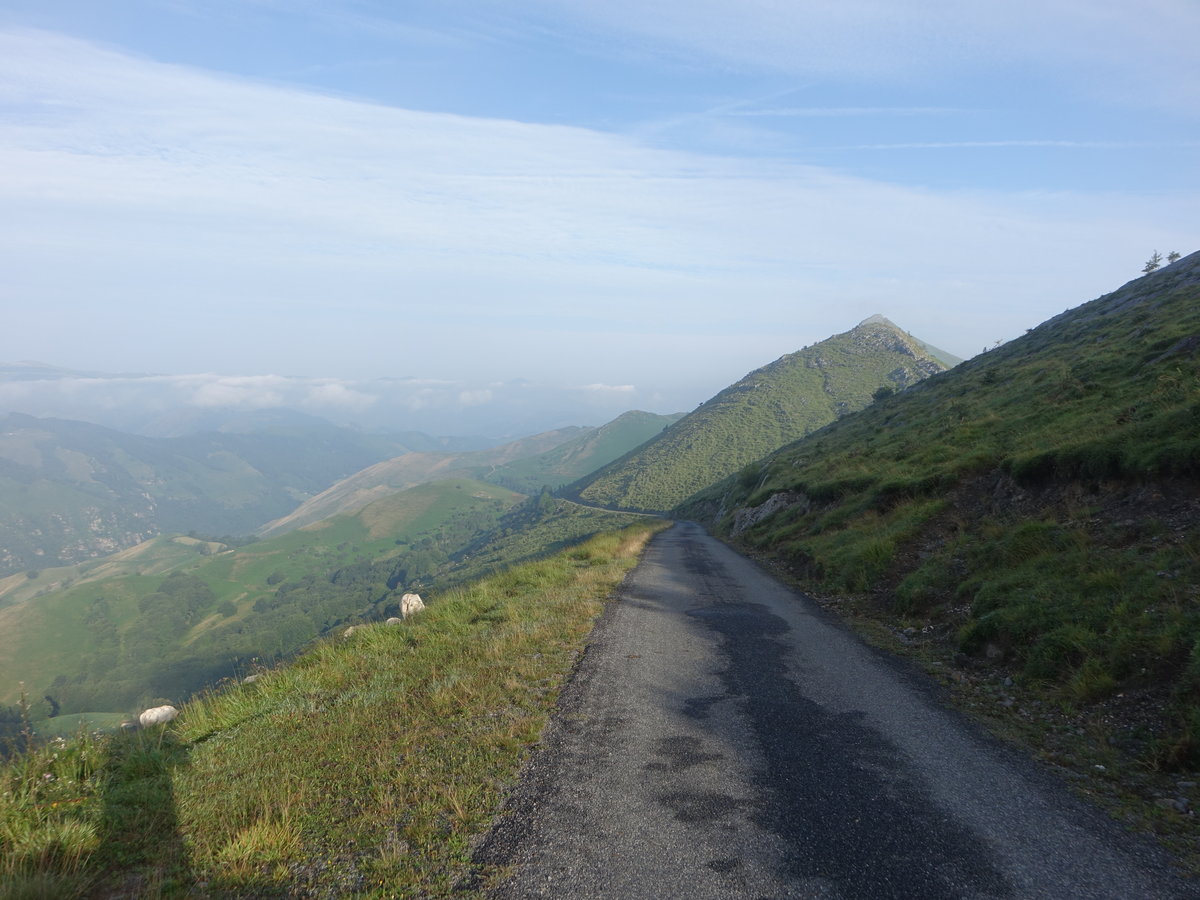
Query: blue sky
[{"left": 0, "top": 0, "right": 1196, "bottom": 432}]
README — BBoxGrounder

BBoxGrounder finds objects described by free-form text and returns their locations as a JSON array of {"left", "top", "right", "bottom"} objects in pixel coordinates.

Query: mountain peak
[{"left": 858, "top": 314, "right": 900, "bottom": 329}]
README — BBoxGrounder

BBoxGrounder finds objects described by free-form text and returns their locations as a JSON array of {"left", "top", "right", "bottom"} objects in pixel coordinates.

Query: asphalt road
[{"left": 477, "top": 522, "right": 1192, "bottom": 898}]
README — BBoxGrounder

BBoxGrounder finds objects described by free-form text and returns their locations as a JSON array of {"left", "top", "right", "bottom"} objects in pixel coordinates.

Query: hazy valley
[{"left": 2, "top": 254, "right": 1198, "bottom": 895}]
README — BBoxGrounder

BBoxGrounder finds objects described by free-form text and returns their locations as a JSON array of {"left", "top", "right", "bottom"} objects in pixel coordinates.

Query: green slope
[
  {"left": 256, "top": 426, "right": 591, "bottom": 536},
  {"left": 0, "top": 478, "right": 525, "bottom": 712},
  {"left": 481, "top": 410, "right": 684, "bottom": 493},
  {"left": 684, "top": 250, "right": 1200, "bottom": 767},
  {"left": 570, "top": 317, "right": 951, "bottom": 512},
  {"left": 0, "top": 523, "right": 668, "bottom": 897}
]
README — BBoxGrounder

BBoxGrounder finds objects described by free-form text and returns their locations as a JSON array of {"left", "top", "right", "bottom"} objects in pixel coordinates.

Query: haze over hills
[
  {"left": 5, "top": 258, "right": 1200, "bottom": 894},
  {"left": 0, "top": 414, "right": 462, "bottom": 577},
  {"left": 0, "top": 407, "right": 677, "bottom": 711},
  {"left": 0, "top": 480, "right": 656, "bottom": 715},
  {"left": 464, "top": 409, "right": 685, "bottom": 494},
  {"left": 256, "top": 426, "right": 591, "bottom": 536},
  {"left": 569, "top": 316, "right": 952, "bottom": 512},
  {"left": 0, "top": 477, "right": 530, "bottom": 711},
  {"left": 6, "top": 256, "right": 1198, "bottom": 759},
  {"left": 0, "top": 362, "right": 682, "bottom": 439}
]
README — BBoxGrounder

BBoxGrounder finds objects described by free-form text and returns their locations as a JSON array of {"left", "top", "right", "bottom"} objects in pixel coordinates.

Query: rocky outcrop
[{"left": 730, "top": 491, "right": 810, "bottom": 536}]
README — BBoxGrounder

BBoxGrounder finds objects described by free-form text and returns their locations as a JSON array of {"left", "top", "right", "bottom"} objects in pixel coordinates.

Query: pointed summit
[
  {"left": 858, "top": 314, "right": 899, "bottom": 329},
  {"left": 568, "top": 320, "right": 952, "bottom": 512}
]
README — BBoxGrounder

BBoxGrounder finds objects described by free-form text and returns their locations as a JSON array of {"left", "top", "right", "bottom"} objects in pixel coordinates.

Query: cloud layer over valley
[{"left": 0, "top": 3, "right": 1195, "bottom": 432}]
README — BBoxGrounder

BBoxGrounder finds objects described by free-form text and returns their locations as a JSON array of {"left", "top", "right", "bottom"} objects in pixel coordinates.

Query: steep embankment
[
  {"left": 569, "top": 317, "right": 952, "bottom": 512},
  {"left": 685, "top": 251, "right": 1200, "bottom": 770}
]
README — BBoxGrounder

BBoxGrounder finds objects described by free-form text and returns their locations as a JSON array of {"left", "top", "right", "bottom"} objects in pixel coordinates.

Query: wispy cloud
[
  {"left": 727, "top": 107, "right": 962, "bottom": 118},
  {"left": 0, "top": 26, "right": 1195, "bottom": 408},
  {"left": 844, "top": 140, "right": 1200, "bottom": 150},
  {"left": 515, "top": 0, "right": 1200, "bottom": 109},
  {"left": 579, "top": 383, "right": 636, "bottom": 394},
  {"left": 0, "top": 369, "right": 663, "bottom": 435}
]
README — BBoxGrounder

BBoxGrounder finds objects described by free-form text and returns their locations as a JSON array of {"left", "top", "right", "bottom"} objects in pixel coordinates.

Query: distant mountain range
[
  {"left": 0, "top": 414, "right": 477, "bottom": 576},
  {"left": 0, "top": 477, "right": 529, "bottom": 711},
  {"left": 568, "top": 316, "right": 952, "bottom": 512}
]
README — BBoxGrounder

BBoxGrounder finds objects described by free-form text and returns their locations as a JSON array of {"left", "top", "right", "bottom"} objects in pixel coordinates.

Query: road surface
[{"left": 477, "top": 522, "right": 1190, "bottom": 898}]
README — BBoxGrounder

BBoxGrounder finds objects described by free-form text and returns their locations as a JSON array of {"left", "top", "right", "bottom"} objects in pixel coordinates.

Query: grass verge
[{"left": 0, "top": 521, "right": 668, "bottom": 897}]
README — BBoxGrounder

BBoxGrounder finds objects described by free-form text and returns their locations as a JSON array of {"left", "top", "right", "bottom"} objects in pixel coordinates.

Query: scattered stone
[
  {"left": 242, "top": 673, "right": 261, "bottom": 684},
  {"left": 386, "top": 617, "right": 403, "bottom": 625},
  {"left": 730, "top": 491, "right": 810, "bottom": 536}
]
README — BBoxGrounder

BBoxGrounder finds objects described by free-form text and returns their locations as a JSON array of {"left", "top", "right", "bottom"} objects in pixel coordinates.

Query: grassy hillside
[
  {"left": 481, "top": 410, "right": 683, "bottom": 494},
  {"left": 569, "top": 317, "right": 950, "bottom": 512},
  {"left": 0, "top": 415, "right": 419, "bottom": 577},
  {"left": 256, "top": 426, "right": 591, "bottom": 536},
  {"left": 0, "top": 479, "right": 526, "bottom": 713},
  {"left": 684, "top": 251, "right": 1200, "bottom": 769},
  {"left": 0, "top": 523, "right": 666, "bottom": 898}
]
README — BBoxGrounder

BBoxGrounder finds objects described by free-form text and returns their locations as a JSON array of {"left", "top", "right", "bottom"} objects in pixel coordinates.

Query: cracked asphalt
[{"left": 476, "top": 522, "right": 1191, "bottom": 898}]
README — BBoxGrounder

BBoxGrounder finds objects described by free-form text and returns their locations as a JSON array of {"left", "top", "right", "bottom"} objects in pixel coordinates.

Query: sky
[{"left": 0, "top": 0, "right": 1197, "bottom": 435}]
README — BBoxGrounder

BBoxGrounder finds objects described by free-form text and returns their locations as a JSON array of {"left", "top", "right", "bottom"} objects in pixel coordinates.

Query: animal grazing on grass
[
  {"left": 401, "top": 593, "right": 425, "bottom": 619},
  {"left": 138, "top": 705, "right": 179, "bottom": 727}
]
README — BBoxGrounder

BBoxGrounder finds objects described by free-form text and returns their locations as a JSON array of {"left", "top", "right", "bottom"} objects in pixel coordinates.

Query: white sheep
[
  {"left": 343, "top": 625, "right": 363, "bottom": 638},
  {"left": 401, "top": 593, "right": 425, "bottom": 619},
  {"left": 138, "top": 705, "right": 179, "bottom": 727},
  {"left": 385, "top": 617, "right": 403, "bottom": 625}
]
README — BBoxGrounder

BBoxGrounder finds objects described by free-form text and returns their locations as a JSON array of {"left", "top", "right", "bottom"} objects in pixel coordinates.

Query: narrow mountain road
[{"left": 477, "top": 522, "right": 1190, "bottom": 899}]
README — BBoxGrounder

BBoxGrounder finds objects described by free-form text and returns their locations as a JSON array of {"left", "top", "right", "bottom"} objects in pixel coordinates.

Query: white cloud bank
[
  {"left": 0, "top": 26, "right": 1195, "bottom": 409},
  {"left": 0, "top": 368, "right": 661, "bottom": 437}
]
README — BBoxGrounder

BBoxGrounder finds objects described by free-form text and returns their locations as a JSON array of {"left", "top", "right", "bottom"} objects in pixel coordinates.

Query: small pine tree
[
  {"left": 1143, "top": 251, "right": 1162, "bottom": 274},
  {"left": 1167, "top": 250, "right": 1181, "bottom": 263}
]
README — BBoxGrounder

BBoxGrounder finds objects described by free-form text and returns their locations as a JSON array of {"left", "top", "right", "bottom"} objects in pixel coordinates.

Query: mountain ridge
[
  {"left": 682, "top": 249, "right": 1200, "bottom": 769},
  {"left": 568, "top": 316, "right": 952, "bottom": 512}
]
